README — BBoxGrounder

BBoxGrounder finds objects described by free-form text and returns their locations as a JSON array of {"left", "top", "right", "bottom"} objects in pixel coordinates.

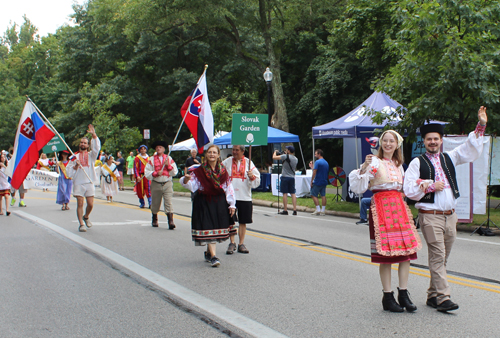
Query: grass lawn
[{"left": 125, "top": 179, "right": 500, "bottom": 227}]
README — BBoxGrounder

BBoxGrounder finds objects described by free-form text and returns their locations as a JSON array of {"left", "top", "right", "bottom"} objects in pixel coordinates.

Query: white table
[{"left": 271, "top": 174, "right": 312, "bottom": 197}]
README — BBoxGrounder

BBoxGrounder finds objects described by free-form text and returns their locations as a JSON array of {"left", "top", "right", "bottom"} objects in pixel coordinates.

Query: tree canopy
[{"left": 1, "top": 0, "right": 498, "bottom": 166}]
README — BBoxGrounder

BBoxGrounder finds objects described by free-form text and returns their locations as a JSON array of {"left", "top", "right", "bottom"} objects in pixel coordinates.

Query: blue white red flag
[
  {"left": 180, "top": 69, "right": 214, "bottom": 153},
  {"left": 6, "top": 101, "right": 55, "bottom": 189}
]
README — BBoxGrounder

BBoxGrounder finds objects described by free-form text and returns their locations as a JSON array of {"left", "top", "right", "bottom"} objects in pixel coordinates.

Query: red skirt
[{"left": 369, "top": 190, "right": 421, "bottom": 264}]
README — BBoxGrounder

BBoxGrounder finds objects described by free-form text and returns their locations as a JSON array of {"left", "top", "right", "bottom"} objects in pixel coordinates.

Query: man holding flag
[{"left": 66, "top": 125, "right": 101, "bottom": 232}]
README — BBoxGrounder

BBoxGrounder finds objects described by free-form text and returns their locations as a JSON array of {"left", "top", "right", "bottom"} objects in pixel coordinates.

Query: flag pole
[
  {"left": 167, "top": 64, "right": 208, "bottom": 159},
  {"left": 26, "top": 96, "right": 94, "bottom": 184}
]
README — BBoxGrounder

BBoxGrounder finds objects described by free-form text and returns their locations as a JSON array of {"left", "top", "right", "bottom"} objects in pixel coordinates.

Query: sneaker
[
  {"left": 204, "top": 251, "right": 211, "bottom": 262},
  {"left": 437, "top": 299, "right": 459, "bottom": 312},
  {"left": 356, "top": 219, "right": 368, "bottom": 225},
  {"left": 10, "top": 198, "right": 16, "bottom": 206},
  {"left": 311, "top": 210, "right": 321, "bottom": 216},
  {"left": 279, "top": 210, "right": 288, "bottom": 215},
  {"left": 79, "top": 224, "right": 87, "bottom": 232},
  {"left": 83, "top": 217, "right": 93, "bottom": 228},
  {"left": 320, "top": 211, "right": 326, "bottom": 216},
  {"left": 226, "top": 242, "right": 237, "bottom": 255},
  {"left": 210, "top": 257, "right": 221, "bottom": 267},
  {"left": 19, "top": 201, "right": 26, "bottom": 207},
  {"left": 292, "top": 210, "right": 297, "bottom": 216},
  {"left": 237, "top": 244, "right": 249, "bottom": 254}
]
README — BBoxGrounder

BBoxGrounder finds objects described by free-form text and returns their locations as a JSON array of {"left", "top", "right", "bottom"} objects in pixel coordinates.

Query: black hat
[
  {"left": 420, "top": 123, "right": 445, "bottom": 138},
  {"left": 151, "top": 140, "right": 168, "bottom": 149},
  {"left": 286, "top": 145, "right": 295, "bottom": 153}
]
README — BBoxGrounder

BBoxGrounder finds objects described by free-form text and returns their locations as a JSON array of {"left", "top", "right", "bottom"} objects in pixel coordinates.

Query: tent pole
[
  {"left": 298, "top": 142, "right": 306, "bottom": 174},
  {"left": 355, "top": 126, "right": 362, "bottom": 214},
  {"left": 312, "top": 134, "right": 315, "bottom": 167}
]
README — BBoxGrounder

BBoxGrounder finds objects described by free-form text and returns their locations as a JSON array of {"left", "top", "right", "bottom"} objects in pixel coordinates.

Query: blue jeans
[{"left": 360, "top": 197, "right": 371, "bottom": 220}]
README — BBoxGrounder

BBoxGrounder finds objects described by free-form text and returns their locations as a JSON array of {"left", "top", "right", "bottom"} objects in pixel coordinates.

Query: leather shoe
[
  {"left": 426, "top": 297, "right": 437, "bottom": 308},
  {"left": 437, "top": 299, "right": 459, "bottom": 312}
]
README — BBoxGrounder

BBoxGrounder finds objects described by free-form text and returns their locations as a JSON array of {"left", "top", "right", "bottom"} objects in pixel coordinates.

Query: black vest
[{"left": 418, "top": 153, "right": 460, "bottom": 203}]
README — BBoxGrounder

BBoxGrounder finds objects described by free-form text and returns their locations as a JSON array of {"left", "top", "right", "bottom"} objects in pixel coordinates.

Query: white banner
[
  {"left": 23, "top": 167, "right": 102, "bottom": 191},
  {"left": 491, "top": 137, "right": 500, "bottom": 185},
  {"left": 443, "top": 136, "right": 489, "bottom": 219},
  {"left": 24, "top": 169, "right": 59, "bottom": 191}
]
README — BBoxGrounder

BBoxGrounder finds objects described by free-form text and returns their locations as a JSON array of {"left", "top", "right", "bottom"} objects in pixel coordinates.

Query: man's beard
[
  {"left": 426, "top": 147, "right": 439, "bottom": 154},
  {"left": 80, "top": 146, "right": 88, "bottom": 151}
]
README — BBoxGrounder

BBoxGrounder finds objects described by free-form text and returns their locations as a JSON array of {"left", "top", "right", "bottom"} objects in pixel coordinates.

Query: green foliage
[
  {"left": 375, "top": 0, "right": 500, "bottom": 137},
  {"left": 211, "top": 97, "right": 241, "bottom": 132}
]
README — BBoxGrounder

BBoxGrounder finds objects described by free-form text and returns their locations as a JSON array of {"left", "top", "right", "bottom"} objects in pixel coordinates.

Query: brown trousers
[
  {"left": 151, "top": 180, "right": 173, "bottom": 214},
  {"left": 418, "top": 212, "right": 458, "bottom": 304}
]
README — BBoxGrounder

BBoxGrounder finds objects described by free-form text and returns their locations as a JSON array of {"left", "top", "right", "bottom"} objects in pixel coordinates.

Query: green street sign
[
  {"left": 42, "top": 133, "right": 67, "bottom": 154},
  {"left": 231, "top": 114, "right": 268, "bottom": 146}
]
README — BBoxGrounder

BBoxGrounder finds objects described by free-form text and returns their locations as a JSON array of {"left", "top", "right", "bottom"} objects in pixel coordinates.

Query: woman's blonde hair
[{"left": 377, "top": 131, "right": 404, "bottom": 167}]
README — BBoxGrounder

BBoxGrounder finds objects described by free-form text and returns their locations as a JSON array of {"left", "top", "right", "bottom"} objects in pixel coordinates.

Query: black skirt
[{"left": 191, "top": 192, "right": 235, "bottom": 246}]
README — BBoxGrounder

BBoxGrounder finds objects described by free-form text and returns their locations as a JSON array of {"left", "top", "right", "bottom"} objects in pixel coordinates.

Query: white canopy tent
[{"left": 169, "top": 131, "right": 228, "bottom": 151}]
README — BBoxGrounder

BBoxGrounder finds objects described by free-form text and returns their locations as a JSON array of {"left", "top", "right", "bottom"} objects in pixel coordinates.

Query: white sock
[
  {"left": 316, "top": 206, "right": 320, "bottom": 212},
  {"left": 321, "top": 206, "right": 325, "bottom": 212}
]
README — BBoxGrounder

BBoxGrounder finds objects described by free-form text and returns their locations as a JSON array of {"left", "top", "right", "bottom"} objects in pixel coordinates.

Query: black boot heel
[
  {"left": 382, "top": 291, "right": 404, "bottom": 312},
  {"left": 398, "top": 288, "right": 417, "bottom": 312}
]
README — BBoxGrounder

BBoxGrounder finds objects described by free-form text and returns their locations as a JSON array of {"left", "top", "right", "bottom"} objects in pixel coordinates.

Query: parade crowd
[{"left": 1, "top": 106, "right": 489, "bottom": 315}]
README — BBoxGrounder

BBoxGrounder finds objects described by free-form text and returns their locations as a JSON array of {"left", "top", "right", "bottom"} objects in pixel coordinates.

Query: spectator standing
[
  {"left": 272, "top": 146, "right": 298, "bottom": 215},
  {"left": 356, "top": 197, "right": 371, "bottom": 225},
  {"left": 185, "top": 148, "right": 201, "bottom": 169},
  {"left": 115, "top": 151, "right": 126, "bottom": 190},
  {"left": 126, "top": 151, "right": 135, "bottom": 181},
  {"left": 310, "top": 149, "right": 329, "bottom": 216}
]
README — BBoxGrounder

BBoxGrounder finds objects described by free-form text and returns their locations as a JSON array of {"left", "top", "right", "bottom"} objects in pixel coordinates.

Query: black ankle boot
[
  {"left": 152, "top": 214, "right": 158, "bottom": 227},
  {"left": 382, "top": 291, "right": 404, "bottom": 312},
  {"left": 398, "top": 288, "right": 417, "bottom": 312}
]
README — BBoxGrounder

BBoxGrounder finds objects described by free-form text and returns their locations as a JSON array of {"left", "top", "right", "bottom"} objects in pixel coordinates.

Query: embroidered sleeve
[
  {"left": 475, "top": 122, "right": 486, "bottom": 136},
  {"left": 180, "top": 173, "right": 200, "bottom": 193},
  {"left": 223, "top": 181, "right": 236, "bottom": 208},
  {"left": 425, "top": 182, "right": 436, "bottom": 194}
]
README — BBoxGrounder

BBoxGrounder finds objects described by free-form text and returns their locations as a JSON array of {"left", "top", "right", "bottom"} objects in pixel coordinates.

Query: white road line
[
  {"left": 455, "top": 236, "right": 500, "bottom": 246},
  {"left": 15, "top": 210, "right": 288, "bottom": 338}
]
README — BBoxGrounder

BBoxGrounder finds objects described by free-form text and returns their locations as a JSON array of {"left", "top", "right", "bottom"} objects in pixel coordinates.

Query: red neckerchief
[{"left": 231, "top": 157, "right": 246, "bottom": 181}]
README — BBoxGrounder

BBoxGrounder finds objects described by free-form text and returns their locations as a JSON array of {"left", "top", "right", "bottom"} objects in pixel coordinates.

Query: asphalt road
[{"left": 1, "top": 188, "right": 499, "bottom": 337}]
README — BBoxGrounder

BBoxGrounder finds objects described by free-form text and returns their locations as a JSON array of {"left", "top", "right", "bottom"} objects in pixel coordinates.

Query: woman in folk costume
[
  {"left": 100, "top": 155, "right": 119, "bottom": 202},
  {"left": 180, "top": 145, "right": 236, "bottom": 268},
  {"left": 0, "top": 152, "right": 11, "bottom": 216},
  {"left": 349, "top": 130, "right": 422, "bottom": 313},
  {"left": 56, "top": 150, "right": 73, "bottom": 210}
]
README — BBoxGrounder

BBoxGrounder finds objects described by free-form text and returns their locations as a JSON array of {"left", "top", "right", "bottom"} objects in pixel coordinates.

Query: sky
[{"left": 1, "top": 0, "right": 86, "bottom": 39}]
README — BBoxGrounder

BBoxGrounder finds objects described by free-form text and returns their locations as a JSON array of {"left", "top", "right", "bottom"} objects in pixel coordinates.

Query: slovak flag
[
  {"left": 6, "top": 101, "right": 55, "bottom": 189},
  {"left": 180, "top": 69, "right": 214, "bottom": 153}
]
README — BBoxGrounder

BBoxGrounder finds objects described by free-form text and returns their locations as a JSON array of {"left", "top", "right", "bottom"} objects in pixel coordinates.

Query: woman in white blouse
[{"left": 349, "top": 130, "right": 422, "bottom": 313}]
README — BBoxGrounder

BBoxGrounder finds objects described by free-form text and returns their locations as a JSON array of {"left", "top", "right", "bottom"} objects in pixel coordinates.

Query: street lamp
[
  {"left": 264, "top": 67, "right": 273, "bottom": 162},
  {"left": 263, "top": 67, "right": 273, "bottom": 126}
]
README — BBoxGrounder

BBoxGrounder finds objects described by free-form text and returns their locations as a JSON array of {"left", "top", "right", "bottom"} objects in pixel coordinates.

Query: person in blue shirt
[{"left": 310, "top": 149, "right": 329, "bottom": 215}]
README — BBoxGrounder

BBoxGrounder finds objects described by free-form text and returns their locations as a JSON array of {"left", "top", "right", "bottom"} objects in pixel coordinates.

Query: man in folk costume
[
  {"left": 134, "top": 145, "right": 152, "bottom": 208},
  {"left": 145, "top": 140, "right": 178, "bottom": 229},
  {"left": 66, "top": 124, "right": 101, "bottom": 232},
  {"left": 222, "top": 145, "right": 261, "bottom": 254},
  {"left": 404, "top": 106, "right": 488, "bottom": 313}
]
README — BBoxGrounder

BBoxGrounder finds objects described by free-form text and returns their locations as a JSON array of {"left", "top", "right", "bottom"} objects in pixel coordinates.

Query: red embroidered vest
[{"left": 154, "top": 154, "right": 170, "bottom": 177}]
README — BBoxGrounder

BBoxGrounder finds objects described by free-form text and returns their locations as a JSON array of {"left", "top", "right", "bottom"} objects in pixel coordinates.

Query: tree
[{"left": 375, "top": 0, "right": 500, "bottom": 137}]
